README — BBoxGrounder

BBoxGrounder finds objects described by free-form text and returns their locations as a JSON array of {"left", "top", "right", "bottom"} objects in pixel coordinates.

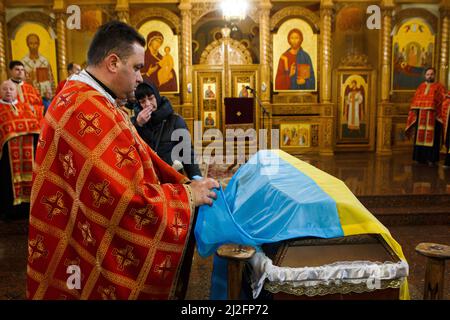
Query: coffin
[
  {"left": 248, "top": 234, "right": 408, "bottom": 300},
  {"left": 196, "top": 150, "right": 410, "bottom": 300}
]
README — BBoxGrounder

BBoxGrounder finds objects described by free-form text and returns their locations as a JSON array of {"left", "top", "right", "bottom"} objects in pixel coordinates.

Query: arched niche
[
  {"left": 199, "top": 38, "right": 253, "bottom": 65},
  {"left": 270, "top": 6, "right": 320, "bottom": 33},
  {"left": 131, "top": 7, "right": 180, "bottom": 34}
]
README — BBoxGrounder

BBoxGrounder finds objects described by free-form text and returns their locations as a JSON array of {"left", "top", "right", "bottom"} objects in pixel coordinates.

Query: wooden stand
[
  {"left": 415, "top": 242, "right": 450, "bottom": 300},
  {"left": 216, "top": 244, "right": 256, "bottom": 300}
]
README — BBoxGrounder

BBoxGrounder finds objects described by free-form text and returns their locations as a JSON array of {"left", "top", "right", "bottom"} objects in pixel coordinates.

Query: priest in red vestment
[
  {"left": 442, "top": 91, "right": 450, "bottom": 167},
  {"left": 27, "top": 21, "right": 218, "bottom": 300},
  {"left": 405, "top": 67, "right": 446, "bottom": 165},
  {"left": 9, "top": 60, "right": 44, "bottom": 120},
  {"left": 0, "top": 80, "right": 41, "bottom": 220}
]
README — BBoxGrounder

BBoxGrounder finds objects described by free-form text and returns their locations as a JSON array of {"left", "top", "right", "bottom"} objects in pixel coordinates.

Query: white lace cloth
[{"left": 248, "top": 251, "right": 409, "bottom": 298}]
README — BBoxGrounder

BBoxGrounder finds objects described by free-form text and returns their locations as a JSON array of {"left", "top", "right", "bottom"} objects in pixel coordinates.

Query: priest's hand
[{"left": 190, "top": 178, "right": 220, "bottom": 207}]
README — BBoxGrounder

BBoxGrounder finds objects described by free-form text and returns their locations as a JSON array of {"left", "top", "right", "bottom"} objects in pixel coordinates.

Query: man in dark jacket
[{"left": 131, "top": 82, "right": 202, "bottom": 179}]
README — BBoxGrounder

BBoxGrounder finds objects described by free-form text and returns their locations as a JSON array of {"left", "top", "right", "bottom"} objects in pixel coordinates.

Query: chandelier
[{"left": 221, "top": 0, "right": 248, "bottom": 22}]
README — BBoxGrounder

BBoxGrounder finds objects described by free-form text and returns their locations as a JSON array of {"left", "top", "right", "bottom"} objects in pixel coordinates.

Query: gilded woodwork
[
  {"left": 222, "top": 27, "right": 231, "bottom": 98},
  {"left": 230, "top": 67, "right": 258, "bottom": 97},
  {"left": 199, "top": 39, "right": 253, "bottom": 65},
  {"left": 270, "top": 6, "right": 320, "bottom": 32},
  {"left": 339, "top": 53, "right": 371, "bottom": 68},
  {"left": 115, "top": 0, "right": 130, "bottom": 23},
  {"left": 7, "top": 11, "right": 55, "bottom": 39},
  {"left": 439, "top": 5, "right": 449, "bottom": 85},
  {"left": 320, "top": 4, "right": 334, "bottom": 103},
  {"left": 2, "top": 0, "right": 446, "bottom": 157},
  {"left": 131, "top": 7, "right": 180, "bottom": 33},
  {"left": 380, "top": 5, "right": 393, "bottom": 102},
  {"left": 273, "top": 120, "right": 321, "bottom": 155},
  {"left": 333, "top": 66, "right": 376, "bottom": 151},
  {"left": 55, "top": 12, "right": 67, "bottom": 82},
  {"left": 0, "top": 1, "right": 6, "bottom": 81},
  {"left": 272, "top": 94, "right": 318, "bottom": 104},
  {"left": 247, "top": 6, "right": 260, "bottom": 24},
  {"left": 320, "top": 117, "right": 334, "bottom": 155},
  {"left": 116, "top": 10, "right": 130, "bottom": 24},
  {"left": 376, "top": 102, "right": 394, "bottom": 155},
  {"left": 259, "top": 0, "right": 272, "bottom": 103},
  {"left": 392, "top": 8, "right": 438, "bottom": 33},
  {"left": 180, "top": 0, "right": 193, "bottom": 105},
  {"left": 191, "top": 2, "right": 220, "bottom": 26},
  {"left": 193, "top": 68, "right": 223, "bottom": 133}
]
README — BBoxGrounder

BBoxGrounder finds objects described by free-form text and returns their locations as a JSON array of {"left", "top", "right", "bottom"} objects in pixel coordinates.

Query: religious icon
[
  {"left": 339, "top": 74, "right": 368, "bottom": 140},
  {"left": 280, "top": 123, "right": 310, "bottom": 147},
  {"left": 139, "top": 20, "right": 179, "bottom": 93},
  {"left": 237, "top": 83, "right": 251, "bottom": 98},
  {"left": 204, "top": 111, "right": 216, "bottom": 127},
  {"left": 392, "top": 18, "right": 435, "bottom": 91},
  {"left": 203, "top": 83, "right": 216, "bottom": 100},
  {"left": 238, "top": 84, "right": 249, "bottom": 97},
  {"left": 21, "top": 33, "right": 56, "bottom": 96},
  {"left": 11, "top": 23, "right": 57, "bottom": 97},
  {"left": 343, "top": 80, "right": 365, "bottom": 131},
  {"left": 273, "top": 19, "right": 317, "bottom": 92}
]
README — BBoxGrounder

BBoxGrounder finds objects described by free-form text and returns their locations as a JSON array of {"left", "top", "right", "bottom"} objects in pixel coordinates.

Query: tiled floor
[
  {"left": 184, "top": 224, "right": 450, "bottom": 300},
  {"left": 2, "top": 220, "right": 446, "bottom": 300}
]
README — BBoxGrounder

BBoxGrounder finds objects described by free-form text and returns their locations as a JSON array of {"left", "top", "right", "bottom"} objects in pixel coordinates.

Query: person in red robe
[
  {"left": 405, "top": 67, "right": 446, "bottom": 166},
  {"left": 0, "top": 80, "right": 41, "bottom": 220},
  {"left": 9, "top": 60, "right": 44, "bottom": 120},
  {"left": 442, "top": 91, "right": 450, "bottom": 167},
  {"left": 55, "top": 62, "right": 81, "bottom": 96},
  {"left": 27, "top": 20, "right": 218, "bottom": 300}
]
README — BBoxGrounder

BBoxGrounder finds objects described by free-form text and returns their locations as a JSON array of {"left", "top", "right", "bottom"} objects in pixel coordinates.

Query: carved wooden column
[
  {"left": 179, "top": 0, "right": 193, "bottom": 106},
  {"left": 115, "top": 0, "right": 130, "bottom": 24},
  {"left": 320, "top": 0, "right": 333, "bottom": 103},
  {"left": 319, "top": 0, "right": 334, "bottom": 156},
  {"left": 439, "top": 2, "right": 449, "bottom": 86},
  {"left": 222, "top": 27, "right": 231, "bottom": 98},
  {"left": 54, "top": 4, "right": 67, "bottom": 82},
  {"left": 380, "top": 1, "right": 393, "bottom": 103},
  {"left": 258, "top": 0, "right": 272, "bottom": 141},
  {"left": 376, "top": 1, "right": 394, "bottom": 155},
  {"left": 0, "top": 0, "right": 7, "bottom": 81},
  {"left": 259, "top": 0, "right": 272, "bottom": 103}
]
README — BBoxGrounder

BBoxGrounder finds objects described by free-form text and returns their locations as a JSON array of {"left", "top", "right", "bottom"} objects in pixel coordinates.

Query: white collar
[
  {"left": 70, "top": 69, "right": 117, "bottom": 105},
  {"left": 10, "top": 79, "right": 23, "bottom": 86},
  {"left": 0, "top": 98, "right": 18, "bottom": 105}
]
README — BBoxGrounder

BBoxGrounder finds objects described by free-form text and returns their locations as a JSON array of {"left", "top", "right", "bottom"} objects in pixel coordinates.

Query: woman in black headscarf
[{"left": 131, "top": 82, "right": 201, "bottom": 179}]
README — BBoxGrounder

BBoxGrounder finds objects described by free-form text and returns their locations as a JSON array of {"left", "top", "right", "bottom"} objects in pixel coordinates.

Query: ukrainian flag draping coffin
[{"left": 194, "top": 150, "right": 409, "bottom": 300}]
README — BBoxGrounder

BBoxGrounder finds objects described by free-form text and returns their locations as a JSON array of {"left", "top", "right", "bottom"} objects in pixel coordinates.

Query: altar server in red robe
[
  {"left": 9, "top": 60, "right": 44, "bottom": 120},
  {"left": 0, "top": 80, "right": 41, "bottom": 220},
  {"left": 442, "top": 90, "right": 450, "bottom": 167},
  {"left": 405, "top": 67, "right": 446, "bottom": 166}
]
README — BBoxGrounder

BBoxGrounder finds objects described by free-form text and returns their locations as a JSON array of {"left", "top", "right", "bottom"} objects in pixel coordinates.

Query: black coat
[{"left": 131, "top": 97, "right": 201, "bottom": 179}]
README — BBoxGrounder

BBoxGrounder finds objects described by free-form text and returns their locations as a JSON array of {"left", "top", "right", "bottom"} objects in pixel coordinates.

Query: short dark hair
[
  {"left": 9, "top": 60, "right": 24, "bottom": 70},
  {"left": 67, "top": 62, "right": 74, "bottom": 72},
  {"left": 425, "top": 67, "right": 436, "bottom": 73},
  {"left": 135, "top": 82, "right": 155, "bottom": 100},
  {"left": 87, "top": 20, "right": 145, "bottom": 66}
]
